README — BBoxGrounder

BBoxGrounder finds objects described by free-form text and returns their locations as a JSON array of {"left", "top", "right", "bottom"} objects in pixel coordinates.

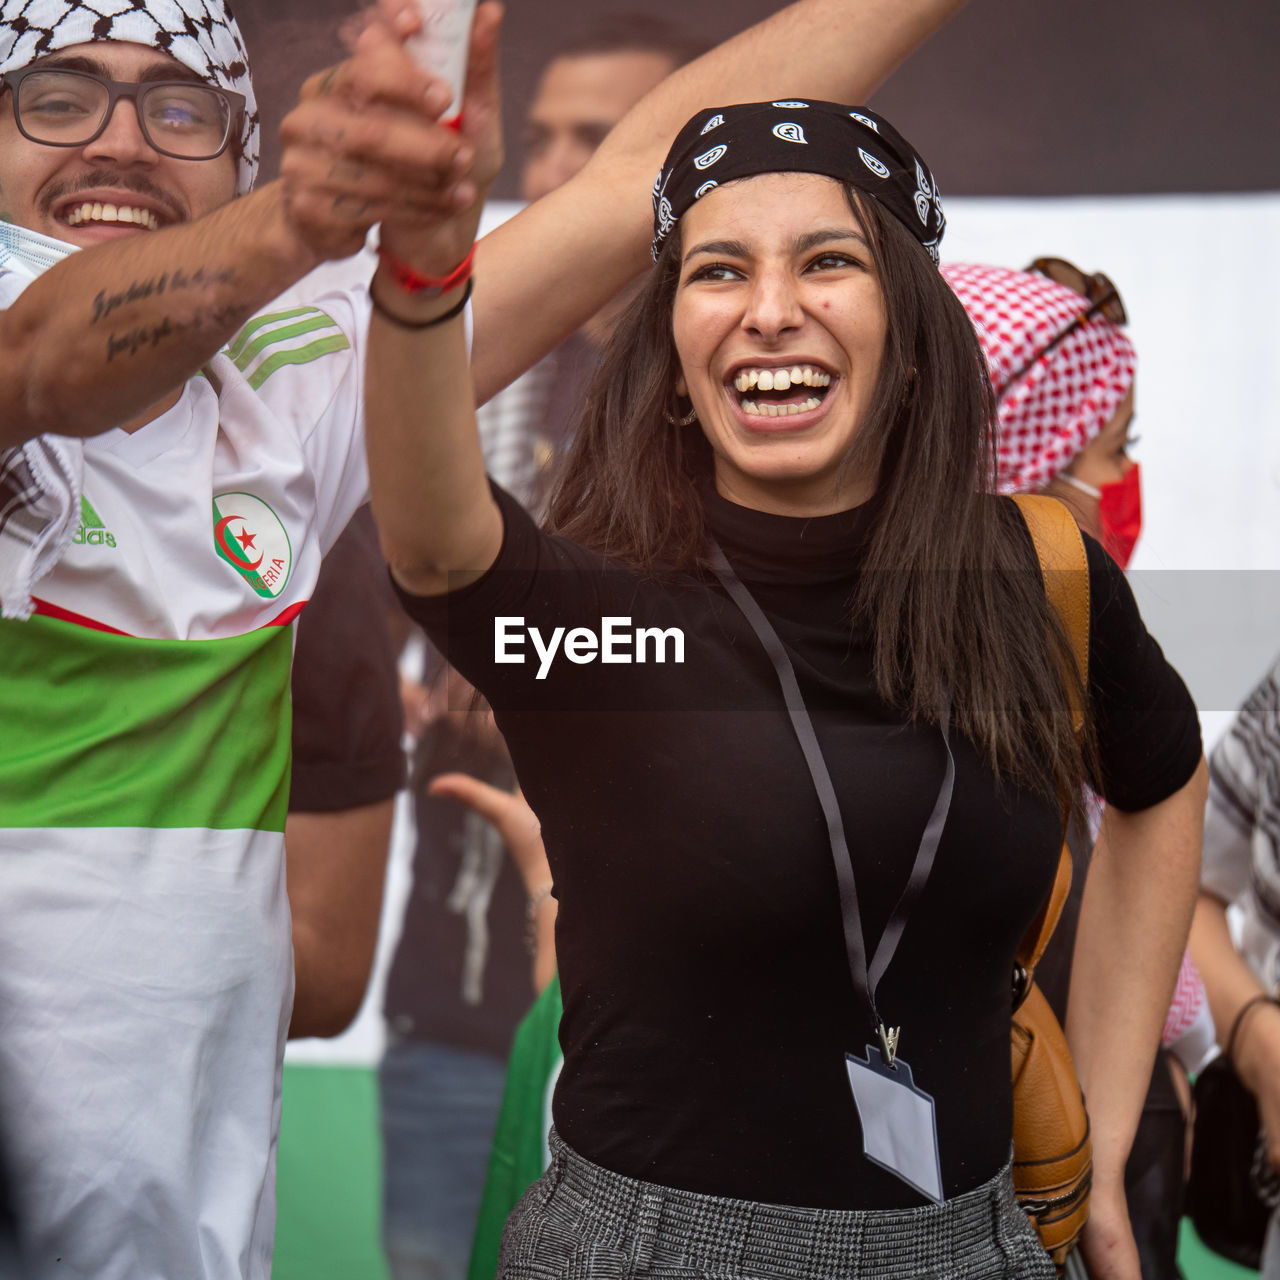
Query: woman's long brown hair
[{"left": 548, "top": 188, "right": 1091, "bottom": 811}]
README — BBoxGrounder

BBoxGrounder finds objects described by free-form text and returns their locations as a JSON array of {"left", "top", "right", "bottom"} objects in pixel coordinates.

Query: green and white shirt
[{"left": 0, "top": 260, "right": 370, "bottom": 1280}]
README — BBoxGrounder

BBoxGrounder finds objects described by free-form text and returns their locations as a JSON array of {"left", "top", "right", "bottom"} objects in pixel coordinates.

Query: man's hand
[{"left": 277, "top": 2, "right": 501, "bottom": 265}]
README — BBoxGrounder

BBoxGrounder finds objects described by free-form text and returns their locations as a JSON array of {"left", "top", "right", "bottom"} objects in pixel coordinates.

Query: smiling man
[
  {"left": 0, "top": 0, "right": 969, "bottom": 1275},
  {"left": 3, "top": 49, "right": 247, "bottom": 239}
]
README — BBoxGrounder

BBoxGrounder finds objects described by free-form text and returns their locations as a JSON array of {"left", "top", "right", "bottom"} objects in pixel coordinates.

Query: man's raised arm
[
  {"left": 471, "top": 0, "right": 967, "bottom": 403},
  {"left": 0, "top": 187, "right": 315, "bottom": 449}
]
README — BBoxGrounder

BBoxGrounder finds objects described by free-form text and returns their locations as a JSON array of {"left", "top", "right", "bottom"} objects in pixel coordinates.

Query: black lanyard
[{"left": 708, "top": 542, "right": 955, "bottom": 1062}]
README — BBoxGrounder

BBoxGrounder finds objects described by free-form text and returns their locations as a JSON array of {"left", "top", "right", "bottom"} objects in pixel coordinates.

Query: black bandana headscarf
[{"left": 651, "top": 100, "right": 945, "bottom": 265}]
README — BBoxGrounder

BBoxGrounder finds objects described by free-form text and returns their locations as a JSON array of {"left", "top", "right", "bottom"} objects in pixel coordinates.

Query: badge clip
[{"left": 877, "top": 1022, "right": 900, "bottom": 1068}]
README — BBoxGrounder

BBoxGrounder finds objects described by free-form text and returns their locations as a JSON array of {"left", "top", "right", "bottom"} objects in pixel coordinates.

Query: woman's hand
[
  {"left": 1077, "top": 1176, "right": 1140, "bottom": 1279},
  {"left": 1065, "top": 760, "right": 1206, "bottom": 1278}
]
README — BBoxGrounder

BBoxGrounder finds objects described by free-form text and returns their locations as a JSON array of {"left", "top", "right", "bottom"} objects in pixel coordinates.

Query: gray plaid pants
[{"left": 497, "top": 1130, "right": 1056, "bottom": 1280}]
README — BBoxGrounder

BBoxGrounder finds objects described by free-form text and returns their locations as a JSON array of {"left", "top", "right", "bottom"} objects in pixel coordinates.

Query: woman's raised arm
[{"left": 361, "top": 4, "right": 505, "bottom": 594}]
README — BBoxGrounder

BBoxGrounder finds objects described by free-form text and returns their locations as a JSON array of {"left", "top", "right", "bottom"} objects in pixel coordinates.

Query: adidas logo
[{"left": 71, "top": 495, "right": 117, "bottom": 548}]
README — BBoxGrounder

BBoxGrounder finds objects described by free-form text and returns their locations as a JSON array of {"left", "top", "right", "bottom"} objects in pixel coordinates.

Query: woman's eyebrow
[
  {"left": 793, "top": 229, "right": 870, "bottom": 254},
  {"left": 683, "top": 239, "right": 750, "bottom": 265}
]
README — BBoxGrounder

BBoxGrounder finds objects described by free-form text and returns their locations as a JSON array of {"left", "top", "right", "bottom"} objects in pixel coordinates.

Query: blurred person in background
[{"left": 479, "top": 14, "right": 710, "bottom": 507}]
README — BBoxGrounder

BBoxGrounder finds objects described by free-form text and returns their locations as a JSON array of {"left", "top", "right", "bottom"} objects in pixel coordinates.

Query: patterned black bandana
[
  {"left": 651, "top": 100, "right": 944, "bottom": 265},
  {"left": 0, "top": 0, "right": 259, "bottom": 193}
]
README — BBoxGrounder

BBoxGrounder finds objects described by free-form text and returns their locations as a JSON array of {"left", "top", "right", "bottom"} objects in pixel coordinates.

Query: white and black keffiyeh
[
  {"left": 0, "top": 435, "right": 82, "bottom": 620},
  {"left": 0, "top": 0, "right": 259, "bottom": 193},
  {"left": 650, "top": 100, "right": 946, "bottom": 264}
]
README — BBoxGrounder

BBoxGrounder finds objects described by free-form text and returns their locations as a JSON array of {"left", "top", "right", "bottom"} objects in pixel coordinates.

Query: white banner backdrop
[{"left": 289, "top": 190, "right": 1280, "bottom": 1067}]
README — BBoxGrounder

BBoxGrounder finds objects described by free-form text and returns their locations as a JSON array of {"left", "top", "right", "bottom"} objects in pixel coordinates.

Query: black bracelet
[
  {"left": 1226, "top": 992, "right": 1280, "bottom": 1066},
  {"left": 370, "top": 277, "right": 473, "bottom": 330}
]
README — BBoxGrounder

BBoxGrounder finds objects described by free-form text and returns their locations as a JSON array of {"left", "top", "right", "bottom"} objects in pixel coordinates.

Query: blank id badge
[{"left": 845, "top": 1046, "right": 944, "bottom": 1203}]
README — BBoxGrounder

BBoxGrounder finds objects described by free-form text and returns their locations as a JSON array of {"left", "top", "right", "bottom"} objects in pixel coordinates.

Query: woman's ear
[{"left": 676, "top": 374, "right": 688, "bottom": 398}]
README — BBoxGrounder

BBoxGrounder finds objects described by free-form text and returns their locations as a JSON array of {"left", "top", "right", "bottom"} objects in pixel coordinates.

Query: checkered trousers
[{"left": 497, "top": 1130, "right": 1056, "bottom": 1279}]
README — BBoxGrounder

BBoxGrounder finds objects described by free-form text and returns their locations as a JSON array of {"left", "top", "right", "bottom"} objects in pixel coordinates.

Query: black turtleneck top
[{"left": 398, "top": 481, "right": 1200, "bottom": 1209}]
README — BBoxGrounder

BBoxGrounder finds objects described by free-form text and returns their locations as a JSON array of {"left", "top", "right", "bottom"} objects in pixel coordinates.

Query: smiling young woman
[{"left": 370, "top": 98, "right": 1207, "bottom": 1280}]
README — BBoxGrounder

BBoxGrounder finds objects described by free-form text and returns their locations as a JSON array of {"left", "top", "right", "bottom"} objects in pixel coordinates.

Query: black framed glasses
[
  {"left": 1, "top": 66, "right": 244, "bottom": 162},
  {"left": 997, "top": 256, "right": 1128, "bottom": 400}
]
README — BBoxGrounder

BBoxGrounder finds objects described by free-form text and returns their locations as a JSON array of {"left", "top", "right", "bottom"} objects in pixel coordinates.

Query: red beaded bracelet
[{"left": 376, "top": 242, "right": 476, "bottom": 297}]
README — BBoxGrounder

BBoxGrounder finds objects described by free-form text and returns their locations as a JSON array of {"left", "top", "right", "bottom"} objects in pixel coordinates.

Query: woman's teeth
[
  {"left": 733, "top": 365, "right": 831, "bottom": 393},
  {"left": 732, "top": 364, "right": 831, "bottom": 416},
  {"left": 740, "top": 396, "right": 824, "bottom": 417},
  {"left": 63, "top": 202, "right": 159, "bottom": 231}
]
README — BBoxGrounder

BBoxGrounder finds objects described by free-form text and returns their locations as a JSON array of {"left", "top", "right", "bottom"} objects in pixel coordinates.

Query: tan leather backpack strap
[
  {"left": 1010, "top": 495, "right": 1090, "bottom": 731},
  {"left": 1010, "top": 495, "right": 1091, "bottom": 1000},
  {"left": 1014, "top": 843, "right": 1072, "bottom": 1000}
]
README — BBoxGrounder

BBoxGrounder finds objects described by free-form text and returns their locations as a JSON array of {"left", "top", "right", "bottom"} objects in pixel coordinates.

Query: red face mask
[
  {"left": 1060, "top": 464, "right": 1142, "bottom": 569},
  {"left": 1097, "top": 464, "right": 1142, "bottom": 568}
]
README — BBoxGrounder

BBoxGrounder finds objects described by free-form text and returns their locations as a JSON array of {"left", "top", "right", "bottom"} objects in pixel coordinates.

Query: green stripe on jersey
[
  {"left": 247, "top": 334, "right": 351, "bottom": 390},
  {"left": 233, "top": 314, "right": 341, "bottom": 373},
  {"left": 0, "top": 613, "right": 293, "bottom": 831},
  {"left": 226, "top": 306, "right": 318, "bottom": 362}
]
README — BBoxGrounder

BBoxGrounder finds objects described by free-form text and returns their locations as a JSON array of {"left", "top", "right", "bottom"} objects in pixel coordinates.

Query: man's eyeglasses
[
  {"left": 997, "top": 256, "right": 1128, "bottom": 401},
  {"left": 1, "top": 67, "right": 244, "bottom": 162}
]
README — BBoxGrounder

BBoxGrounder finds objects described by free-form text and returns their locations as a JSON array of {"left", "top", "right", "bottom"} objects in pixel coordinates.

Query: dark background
[{"left": 234, "top": 0, "right": 1279, "bottom": 198}]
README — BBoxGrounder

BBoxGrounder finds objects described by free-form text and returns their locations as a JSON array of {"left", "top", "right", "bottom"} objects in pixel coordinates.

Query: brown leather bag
[{"left": 1008, "top": 496, "right": 1093, "bottom": 1271}]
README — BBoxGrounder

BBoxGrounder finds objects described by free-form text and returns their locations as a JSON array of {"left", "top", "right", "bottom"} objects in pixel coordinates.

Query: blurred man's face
[{"left": 521, "top": 50, "right": 675, "bottom": 203}]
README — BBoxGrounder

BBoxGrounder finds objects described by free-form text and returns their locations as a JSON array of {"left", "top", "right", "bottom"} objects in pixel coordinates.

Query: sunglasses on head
[{"left": 997, "top": 257, "right": 1128, "bottom": 401}]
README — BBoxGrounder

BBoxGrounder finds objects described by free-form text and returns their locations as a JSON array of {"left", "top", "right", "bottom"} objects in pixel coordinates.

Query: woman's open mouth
[{"left": 726, "top": 363, "right": 835, "bottom": 420}]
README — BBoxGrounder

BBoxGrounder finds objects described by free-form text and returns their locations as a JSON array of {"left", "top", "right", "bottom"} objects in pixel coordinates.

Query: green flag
[{"left": 467, "top": 975, "right": 563, "bottom": 1280}]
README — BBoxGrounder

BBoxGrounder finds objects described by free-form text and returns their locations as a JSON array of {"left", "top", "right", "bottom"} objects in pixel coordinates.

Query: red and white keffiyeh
[{"left": 942, "top": 263, "right": 1135, "bottom": 495}]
